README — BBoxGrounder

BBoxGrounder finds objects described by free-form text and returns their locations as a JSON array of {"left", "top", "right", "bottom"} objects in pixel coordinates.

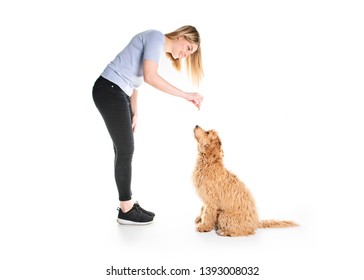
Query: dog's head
[{"left": 194, "top": 125, "right": 224, "bottom": 160}]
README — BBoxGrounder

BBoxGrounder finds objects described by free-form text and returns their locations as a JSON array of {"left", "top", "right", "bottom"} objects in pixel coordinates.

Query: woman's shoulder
[
  {"left": 134, "top": 30, "right": 164, "bottom": 46},
  {"left": 138, "top": 29, "right": 164, "bottom": 39}
]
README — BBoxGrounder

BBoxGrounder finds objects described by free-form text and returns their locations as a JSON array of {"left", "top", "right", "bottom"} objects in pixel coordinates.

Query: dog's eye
[{"left": 206, "top": 131, "right": 210, "bottom": 135}]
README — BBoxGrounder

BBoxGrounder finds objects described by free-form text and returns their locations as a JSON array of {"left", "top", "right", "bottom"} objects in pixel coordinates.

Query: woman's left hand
[{"left": 132, "top": 114, "right": 137, "bottom": 132}]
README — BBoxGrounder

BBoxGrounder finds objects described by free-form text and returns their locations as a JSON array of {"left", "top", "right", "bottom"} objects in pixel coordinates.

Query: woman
[{"left": 92, "top": 25, "right": 204, "bottom": 225}]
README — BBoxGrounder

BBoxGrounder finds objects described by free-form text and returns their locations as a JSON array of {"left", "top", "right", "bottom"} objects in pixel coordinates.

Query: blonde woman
[{"left": 93, "top": 25, "right": 204, "bottom": 225}]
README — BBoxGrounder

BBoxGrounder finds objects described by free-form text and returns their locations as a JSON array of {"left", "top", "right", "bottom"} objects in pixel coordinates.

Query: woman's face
[{"left": 172, "top": 37, "right": 198, "bottom": 59}]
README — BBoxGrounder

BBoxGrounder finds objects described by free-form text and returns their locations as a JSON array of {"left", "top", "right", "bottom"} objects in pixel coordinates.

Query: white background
[{"left": 1, "top": 0, "right": 363, "bottom": 279}]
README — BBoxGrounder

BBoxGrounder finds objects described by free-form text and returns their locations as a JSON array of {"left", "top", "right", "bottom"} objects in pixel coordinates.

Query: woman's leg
[{"left": 92, "top": 77, "right": 134, "bottom": 207}]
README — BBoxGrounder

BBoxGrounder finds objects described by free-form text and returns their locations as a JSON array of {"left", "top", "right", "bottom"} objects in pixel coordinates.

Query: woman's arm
[
  {"left": 143, "top": 60, "right": 203, "bottom": 108},
  {"left": 130, "top": 89, "right": 138, "bottom": 132}
]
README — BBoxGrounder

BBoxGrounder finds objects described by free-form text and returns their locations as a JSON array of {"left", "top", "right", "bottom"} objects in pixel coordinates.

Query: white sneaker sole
[{"left": 116, "top": 218, "right": 153, "bottom": 225}]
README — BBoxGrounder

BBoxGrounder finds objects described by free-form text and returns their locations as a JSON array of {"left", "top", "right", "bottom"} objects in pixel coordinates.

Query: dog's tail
[{"left": 258, "top": 219, "right": 298, "bottom": 228}]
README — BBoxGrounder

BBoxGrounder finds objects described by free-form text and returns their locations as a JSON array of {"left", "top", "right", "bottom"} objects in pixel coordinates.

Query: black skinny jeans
[{"left": 92, "top": 76, "right": 134, "bottom": 201}]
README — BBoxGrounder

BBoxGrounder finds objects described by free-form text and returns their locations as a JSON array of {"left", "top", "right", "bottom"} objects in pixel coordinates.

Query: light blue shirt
[{"left": 101, "top": 30, "right": 165, "bottom": 96}]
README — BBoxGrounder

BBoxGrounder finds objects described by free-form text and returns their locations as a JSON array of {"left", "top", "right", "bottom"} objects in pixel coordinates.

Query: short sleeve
[{"left": 143, "top": 31, "right": 165, "bottom": 63}]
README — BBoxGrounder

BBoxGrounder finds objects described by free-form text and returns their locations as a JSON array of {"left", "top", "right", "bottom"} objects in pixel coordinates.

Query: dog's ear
[
  {"left": 208, "top": 136, "right": 223, "bottom": 159},
  {"left": 211, "top": 132, "right": 221, "bottom": 146}
]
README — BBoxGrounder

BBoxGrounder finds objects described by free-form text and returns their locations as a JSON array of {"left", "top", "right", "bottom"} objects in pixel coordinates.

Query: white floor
[{"left": 1, "top": 1, "right": 364, "bottom": 279}]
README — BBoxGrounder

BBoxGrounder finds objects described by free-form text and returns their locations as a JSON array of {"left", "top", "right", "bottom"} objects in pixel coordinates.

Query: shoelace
[
  {"left": 134, "top": 203, "right": 144, "bottom": 213},
  {"left": 117, "top": 204, "right": 146, "bottom": 215},
  {"left": 117, "top": 206, "right": 142, "bottom": 214}
]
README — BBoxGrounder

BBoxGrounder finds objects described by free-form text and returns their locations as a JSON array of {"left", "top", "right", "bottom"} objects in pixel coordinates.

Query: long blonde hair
[{"left": 165, "top": 25, "right": 204, "bottom": 86}]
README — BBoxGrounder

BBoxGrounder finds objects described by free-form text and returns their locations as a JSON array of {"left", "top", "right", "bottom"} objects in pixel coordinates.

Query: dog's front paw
[
  {"left": 216, "top": 229, "right": 231, "bottom": 237},
  {"left": 196, "top": 223, "right": 213, "bottom": 232}
]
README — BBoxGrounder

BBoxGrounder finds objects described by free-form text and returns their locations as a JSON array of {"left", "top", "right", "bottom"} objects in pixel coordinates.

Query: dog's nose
[{"left": 195, "top": 125, "right": 199, "bottom": 128}]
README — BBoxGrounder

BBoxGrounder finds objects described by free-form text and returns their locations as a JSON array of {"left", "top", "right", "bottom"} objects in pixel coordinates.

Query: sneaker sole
[{"left": 116, "top": 218, "right": 153, "bottom": 225}]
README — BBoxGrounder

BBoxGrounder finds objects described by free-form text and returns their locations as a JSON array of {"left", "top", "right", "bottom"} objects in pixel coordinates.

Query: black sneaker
[
  {"left": 116, "top": 205, "right": 154, "bottom": 225},
  {"left": 135, "top": 201, "right": 155, "bottom": 217}
]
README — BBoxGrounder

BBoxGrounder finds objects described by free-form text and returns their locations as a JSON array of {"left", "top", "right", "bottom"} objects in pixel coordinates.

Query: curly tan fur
[{"left": 192, "top": 126, "right": 298, "bottom": 237}]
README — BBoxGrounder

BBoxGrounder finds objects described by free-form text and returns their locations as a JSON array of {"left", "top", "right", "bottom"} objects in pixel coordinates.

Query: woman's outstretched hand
[{"left": 185, "top": 92, "right": 204, "bottom": 110}]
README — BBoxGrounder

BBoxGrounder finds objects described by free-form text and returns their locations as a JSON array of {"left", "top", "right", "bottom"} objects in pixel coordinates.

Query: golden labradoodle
[{"left": 193, "top": 125, "right": 298, "bottom": 237}]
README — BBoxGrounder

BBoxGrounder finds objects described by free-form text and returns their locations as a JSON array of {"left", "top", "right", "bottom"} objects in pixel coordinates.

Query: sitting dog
[{"left": 193, "top": 125, "right": 298, "bottom": 237}]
